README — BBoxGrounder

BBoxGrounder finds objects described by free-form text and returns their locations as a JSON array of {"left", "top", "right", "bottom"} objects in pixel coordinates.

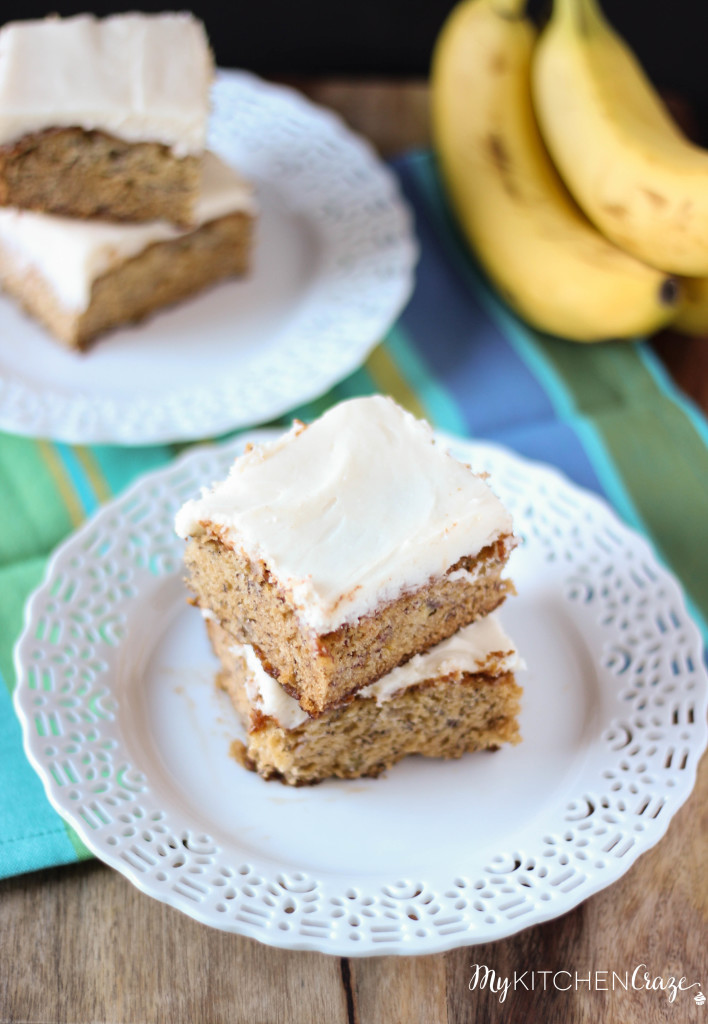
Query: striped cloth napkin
[{"left": 2, "top": 150, "right": 707, "bottom": 879}]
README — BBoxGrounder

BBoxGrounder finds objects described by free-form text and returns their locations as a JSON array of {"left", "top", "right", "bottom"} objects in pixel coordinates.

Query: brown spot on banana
[
  {"left": 642, "top": 188, "right": 668, "bottom": 208},
  {"left": 602, "top": 203, "right": 627, "bottom": 219},
  {"left": 489, "top": 53, "right": 507, "bottom": 74},
  {"left": 486, "top": 134, "right": 519, "bottom": 198}
]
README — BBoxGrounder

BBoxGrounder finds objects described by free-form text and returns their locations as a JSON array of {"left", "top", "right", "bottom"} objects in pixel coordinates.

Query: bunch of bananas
[{"left": 431, "top": 0, "right": 708, "bottom": 341}]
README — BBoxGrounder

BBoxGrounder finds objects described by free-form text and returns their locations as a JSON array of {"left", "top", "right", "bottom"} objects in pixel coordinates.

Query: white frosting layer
[
  {"left": 0, "top": 153, "right": 256, "bottom": 312},
  {"left": 0, "top": 13, "right": 212, "bottom": 155},
  {"left": 234, "top": 614, "right": 522, "bottom": 731},
  {"left": 175, "top": 396, "right": 514, "bottom": 633},
  {"left": 241, "top": 644, "right": 310, "bottom": 730}
]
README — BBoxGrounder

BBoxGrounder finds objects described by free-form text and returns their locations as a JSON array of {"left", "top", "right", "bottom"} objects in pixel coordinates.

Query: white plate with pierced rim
[
  {"left": 0, "top": 71, "right": 417, "bottom": 445},
  {"left": 13, "top": 431, "right": 708, "bottom": 956}
]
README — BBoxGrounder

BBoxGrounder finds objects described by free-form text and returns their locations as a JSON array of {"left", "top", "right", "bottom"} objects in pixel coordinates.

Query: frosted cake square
[
  {"left": 0, "top": 153, "right": 256, "bottom": 349},
  {"left": 0, "top": 13, "right": 212, "bottom": 223},
  {"left": 175, "top": 396, "right": 517, "bottom": 717}
]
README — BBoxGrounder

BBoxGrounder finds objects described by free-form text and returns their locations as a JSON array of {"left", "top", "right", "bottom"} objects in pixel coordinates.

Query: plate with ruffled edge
[
  {"left": 13, "top": 431, "right": 708, "bottom": 954},
  {"left": 0, "top": 72, "right": 417, "bottom": 444}
]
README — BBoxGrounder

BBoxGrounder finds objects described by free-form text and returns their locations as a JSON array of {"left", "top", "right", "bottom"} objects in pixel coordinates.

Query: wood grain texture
[
  {"left": 654, "top": 330, "right": 708, "bottom": 414},
  {"left": 349, "top": 954, "right": 449, "bottom": 1024},
  {"left": 280, "top": 77, "right": 431, "bottom": 158},
  {"left": 1, "top": 80, "right": 706, "bottom": 1024},
  {"left": 0, "top": 861, "right": 350, "bottom": 1024}
]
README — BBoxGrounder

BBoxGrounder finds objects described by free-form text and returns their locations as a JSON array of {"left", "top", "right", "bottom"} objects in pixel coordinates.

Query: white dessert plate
[
  {"left": 0, "top": 71, "right": 417, "bottom": 445},
  {"left": 13, "top": 432, "right": 707, "bottom": 956}
]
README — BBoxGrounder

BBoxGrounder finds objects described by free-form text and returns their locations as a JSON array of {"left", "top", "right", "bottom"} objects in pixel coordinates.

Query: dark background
[{"left": 4, "top": 1, "right": 708, "bottom": 131}]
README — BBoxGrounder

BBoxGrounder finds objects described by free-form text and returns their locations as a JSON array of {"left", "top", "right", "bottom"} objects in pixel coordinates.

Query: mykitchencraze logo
[{"left": 468, "top": 963, "right": 704, "bottom": 1005}]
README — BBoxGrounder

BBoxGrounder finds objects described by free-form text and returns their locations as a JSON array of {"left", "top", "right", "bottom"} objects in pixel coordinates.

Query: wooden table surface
[{"left": 2, "top": 80, "right": 707, "bottom": 1024}]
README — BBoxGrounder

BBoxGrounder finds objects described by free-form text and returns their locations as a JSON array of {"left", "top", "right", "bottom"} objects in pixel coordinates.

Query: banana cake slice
[
  {"left": 0, "top": 152, "right": 256, "bottom": 349},
  {"left": 208, "top": 613, "right": 523, "bottom": 785},
  {"left": 0, "top": 13, "right": 212, "bottom": 224},
  {"left": 175, "top": 396, "right": 517, "bottom": 717}
]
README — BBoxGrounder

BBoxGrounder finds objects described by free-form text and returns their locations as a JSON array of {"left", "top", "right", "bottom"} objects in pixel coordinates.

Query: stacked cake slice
[
  {"left": 175, "top": 395, "right": 523, "bottom": 784},
  {"left": 0, "top": 12, "right": 256, "bottom": 349}
]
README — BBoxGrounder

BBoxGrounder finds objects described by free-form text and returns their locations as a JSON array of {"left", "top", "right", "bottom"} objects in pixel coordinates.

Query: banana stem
[
  {"left": 553, "top": 0, "right": 603, "bottom": 32},
  {"left": 488, "top": 0, "right": 528, "bottom": 20}
]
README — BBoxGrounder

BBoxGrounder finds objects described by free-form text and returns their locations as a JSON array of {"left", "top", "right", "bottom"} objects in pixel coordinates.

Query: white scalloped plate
[
  {"left": 13, "top": 433, "right": 707, "bottom": 955},
  {"left": 0, "top": 72, "right": 417, "bottom": 445}
]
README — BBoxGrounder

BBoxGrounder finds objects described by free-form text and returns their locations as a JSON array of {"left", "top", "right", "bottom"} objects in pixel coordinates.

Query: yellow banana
[
  {"left": 533, "top": 0, "right": 708, "bottom": 276},
  {"left": 430, "top": 0, "right": 677, "bottom": 341},
  {"left": 674, "top": 277, "right": 708, "bottom": 335}
]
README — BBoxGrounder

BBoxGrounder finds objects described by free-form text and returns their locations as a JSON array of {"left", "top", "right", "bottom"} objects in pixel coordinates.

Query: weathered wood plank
[
  {"left": 349, "top": 953, "right": 449, "bottom": 1024},
  {"left": 0, "top": 861, "right": 349, "bottom": 1024}
]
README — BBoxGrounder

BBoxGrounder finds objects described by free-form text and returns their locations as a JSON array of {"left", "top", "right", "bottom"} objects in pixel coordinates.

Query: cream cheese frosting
[
  {"left": 0, "top": 13, "right": 212, "bottom": 155},
  {"left": 0, "top": 153, "right": 256, "bottom": 312},
  {"left": 233, "top": 614, "right": 522, "bottom": 731},
  {"left": 175, "top": 396, "right": 515, "bottom": 633},
  {"left": 240, "top": 643, "right": 310, "bottom": 730}
]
